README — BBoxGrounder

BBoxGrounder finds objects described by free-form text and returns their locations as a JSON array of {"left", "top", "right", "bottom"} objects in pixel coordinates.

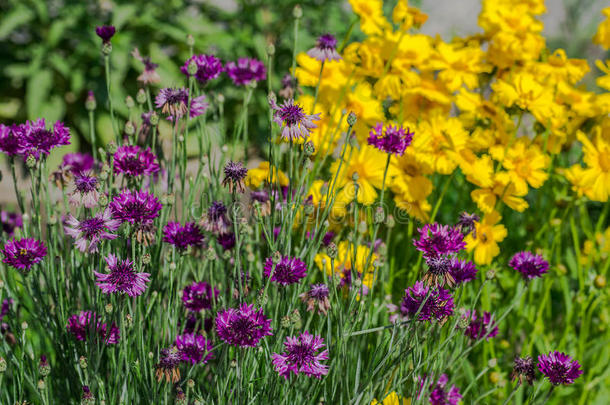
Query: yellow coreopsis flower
[
  {"left": 502, "top": 138, "right": 550, "bottom": 194},
  {"left": 471, "top": 172, "right": 529, "bottom": 213},
  {"left": 391, "top": 150, "right": 434, "bottom": 202},
  {"left": 595, "top": 60, "right": 610, "bottom": 91},
  {"left": 465, "top": 210, "right": 507, "bottom": 265},
  {"left": 245, "top": 161, "right": 289, "bottom": 189},
  {"left": 529, "top": 49, "right": 589, "bottom": 86},
  {"left": 371, "top": 391, "right": 410, "bottom": 405},
  {"left": 314, "top": 240, "right": 378, "bottom": 290},
  {"left": 392, "top": 0, "right": 427, "bottom": 30},
  {"left": 593, "top": 7, "right": 610, "bottom": 50},
  {"left": 429, "top": 41, "right": 490, "bottom": 91},
  {"left": 348, "top": 0, "right": 391, "bottom": 37},
  {"left": 492, "top": 73, "right": 556, "bottom": 124},
  {"left": 575, "top": 131, "right": 610, "bottom": 202}
]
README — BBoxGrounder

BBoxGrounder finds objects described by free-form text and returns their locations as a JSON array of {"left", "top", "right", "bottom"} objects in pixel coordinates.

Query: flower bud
[
  {"left": 150, "top": 112, "right": 159, "bottom": 126},
  {"left": 303, "top": 141, "right": 315, "bottom": 157},
  {"left": 136, "top": 89, "right": 147, "bottom": 104},
  {"left": 125, "top": 313, "right": 133, "bottom": 328},
  {"left": 98, "top": 194, "right": 109, "bottom": 207},
  {"left": 266, "top": 43, "right": 276, "bottom": 56},
  {"left": 178, "top": 135, "right": 185, "bottom": 143},
  {"left": 187, "top": 60, "right": 198, "bottom": 76},
  {"left": 374, "top": 206, "right": 385, "bottom": 224},
  {"left": 292, "top": 5, "right": 303, "bottom": 19},
  {"left": 169, "top": 262, "right": 177, "bottom": 271},
  {"left": 205, "top": 248, "right": 217, "bottom": 260},
  {"left": 386, "top": 215, "right": 395, "bottom": 228},
  {"left": 327, "top": 242, "right": 337, "bottom": 259},
  {"left": 256, "top": 290, "right": 268, "bottom": 306},
  {"left": 347, "top": 112, "right": 357, "bottom": 126},
  {"left": 124, "top": 121, "right": 135, "bottom": 136},
  {"left": 26, "top": 155, "right": 37, "bottom": 169},
  {"left": 85, "top": 91, "right": 96, "bottom": 111},
  {"left": 106, "top": 141, "right": 118, "bottom": 155},
  {"left": 0, "top": 357, "right": 6, "bottom": 373},
  {"left": 186, "top": 34, "right": 195, "bottom": 47},
  {"left": 102, "top": 42, "right": 112, "bottom": 55},
  {"left": 488, "top": 358, "right": 498, "bottom": 368},
  {"left": 39, "top": 355, "right": 50, "bottom": 377},
  {"left": 142, "top": 253, "right": 151, "bottom": 265},
  {"left": 595, "top": 275, "right": 606, "bottom": 289},
  {"left": 281, "top": 315, "right": 291, "bottom": 328},
  {"left": 187, "top": 379, "right": 195, "bottom": 389},
  {"left": 349, "top": 135, "right": 359, "bottom": 148},
  {"left": 37, "top": 379, "right": 46, "bottom": 390},
  {"left": 358, "top": 220, "right": 367, "bottom": 234},
  {"left": 485, "top": 269, "right": 496, "bottom": 280},
  {"left": 79, "top": 356, "right": 88, "bottom": 369},
  {"left": 48, "top": 215, "right": 57, "bottom": 225},
  {"left": 351, "top": 171, "right": 359, "bottom": 182},
  {"left": 21, "top": 321, "right": 28, "bottom": 330},
  {"left": 125, "top": 96, "right": 135, "bottom": 109}
]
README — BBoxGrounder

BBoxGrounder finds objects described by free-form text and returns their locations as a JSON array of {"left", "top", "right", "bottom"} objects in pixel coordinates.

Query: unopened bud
[
  {"left": 125, "top": 314, "right": 133, "bottom": 328},
  {"left": 486, "top": 269, "right": 496, "bottom": 280},
  {"left": 488, "top": 358, "right": 497, "bottom": 368},
  {"left": 106, "top": 141, "right": 117, "bottom": 155},
  {"left": 267, "top": 92, "right": 277, "bottom": 106},
  {"left": 293, "top": 5, "right": 303, "bottom": 19},
  {"left": 327, "top": 242, "right": 337, "bottom": 259},
  {"left": 281, "top": 315, "right": 291, "bottom": 328},
  {"left": 142, "top": 253, "right": 151, "bottom": 265},
  {"left": 187, "top": 60, "right": 198, "bottom": 76},
  {"left": 386, "top": 215, "right": 395, "bottom": 228},
  {"left": 272, "top": 251, "right": 282, "bottom": 264},
  {"left": 37, "top": 379, "right": 46, "bottom": 390},
  {"left": 347, "top": 112, "right": 357, "bottom": 126},
  {"left": 124, "top": 121, "right": 135, "bottom": 136},
  {"left": 0, "top": 357, "right": 6, "bottom": 373},
  {"left": 303, "top": 141, "right": 315, "bottom": 156},
  {"left": 136, "top": 89, "right": 147, "bottom": 104},
  {"left": 358, "top": 220, "right": 367, "bottom": 234},
  {"left": 595, "top": 275, "right": 606, "bottom": 289},
  {"left": 374, "top": 206, "right": 385, "bottom": 224},
  {"left": 178, "top": 135, "right": 185, "bottom": 143},
  {"left": 98, "top": 194, "right": 109, "bottom": 207},
  {"left": 85, "top": 91, "right": 96, "bottom": 111},
  {"left": 351, "top": 171, "right": 359, "bottom": 182},
  {"left": 79, "top": 356, "right": 88, "bottom": 369},
  {"left": 187, "top": 379, "right": 195, "bottom": 389},
  {"left": 26, "top": 155, "right": 37, "bottom": 169},
  {"left": 125, "top": 96, "right": 135, "bottom": 109},
  {"left": 186, "top": 34, "right": 195, "bottom": 47},
  {"left": 21, "top": 321, "right": 28, "bottom": 330},
  {"left": 150, "top": 112, "right": 159, "bottom": 126},
  {"left": 48, "top": 215, "right": 57, "bottom": 225},
  {"left": 169, "top": 262, "right": 177, "bottom": 271},
  {"left": 266, "top": 43, "right": 276, "bottom": 56},
  {"left": 102, "top": 42, "right": 112, "bottom": 55},
  {"left": 105, "top": 303, "right": 113, "bottom": 314}
]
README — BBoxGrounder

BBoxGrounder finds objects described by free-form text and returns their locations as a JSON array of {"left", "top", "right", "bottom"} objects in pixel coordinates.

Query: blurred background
[{"left": 0, "top": 0, "right": 608, "bottom": 201}]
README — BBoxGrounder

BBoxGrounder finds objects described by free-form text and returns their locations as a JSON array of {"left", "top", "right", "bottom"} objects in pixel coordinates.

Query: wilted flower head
[
  {"left": 182, "top": 281, "right": 219, "bottom": 312},
  {"left": 62, "top": 152, "right": 94, "bottom": 175},
  {"left": 95, "top": 25, "right": 115, "bottom": 44},
  {"left": 457, "top": 212, "right": 480, "bottom": 237},
  {"left": 66, "top": 311, "right": 119, "bottom": 344},
  {"left": 423, "top": 255, "right": 455, "bottom": 287},
  {"left": 64, "top": 209, "right": 120, "bottom": 253},
  {"left": 163, "top": 222, "right": 204, "bottom": 250},
  {"left": 69, "top": 173, "right": 100, "bottom": 208},
  {"left": 114, "top": 145, "right": 160, "bottom": 177},
  {"left": 0, "top": 124, "right": 22, "bottom": 156},
  {"left": 537, "top": 351, "right": 583, "bottom": 385},
  {"left": 509, "top": 251, "right": 549, "bottom": 280},
  {"left": 1, "top": 238, "right": 47, "bottom": 273},
  {"left": 272, "top": 331, "right": 329, "bottom": 380},
  {"left": 400, "top": 281, "right": 454, "bottom": 323},
  {"left": 94, "top": 254, "right": 150, "bottom": 297},
  {"left": 0, "top": 211, "right": 23, "bottom": 236},
  {"left": 216, "top": 303, "right": 272, "bottom": 347},
  {"left": 299, "top": 284, "right": 331, "bottom": 315},
  {"left": 202, "top": 201, "right": 230, "bottom": 234},
  {"left": 307, "top": 34, "right": 341, "bottom": 62},
  {"left": 222, "top": 161, "right": 248, "bottom": 193},
  {"left": 367, "top": 123, "right": 413, "bottom": 156},
  {"left": 155, "top": 346, "right": 181, "bottom": 383},
  {"left": 181, "top": 54, "right": 223, "bottom": 83},
  {"left": 12, "top": 119, "right": 70, "bottom": 159},
  {"left": 155, "top": 88, "right": 208, "bottom": 120},
  {"left": 511, "top": 356, "right": 536, "bottom": 385},
  {"left": 271, "top": 99, "right": 321, "bottom": 141},
  {"left": 279, "top": 73, "right": 297, "bottom": 99},
  {"left": 448, "top": 258, "right": 477, "bottom": 285},
  {"left": 110, "top": 190, "right": 162, "bottom": 226},
  {"left": 413, "top": 223, "right": 465, "bottom": 259},
  {"left": 175, "top": 333, "right": 213, "bottom": 364},
  {"left": 226, "top": 58, "right": 266, "bottom": 85},
  {"left": 132, "top": 48, "right": 161, "bottom": 85},
  {"left": 462, "top": 310, "right": 498, "bottom": 340},
  {"left": 264, "top": 255, "right": 307, "bottom": 286}
]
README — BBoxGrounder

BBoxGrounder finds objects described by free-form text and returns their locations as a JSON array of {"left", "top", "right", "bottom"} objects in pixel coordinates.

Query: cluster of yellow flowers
[{"left": 292, "top": 0, "right": 610, "bottom": 265}]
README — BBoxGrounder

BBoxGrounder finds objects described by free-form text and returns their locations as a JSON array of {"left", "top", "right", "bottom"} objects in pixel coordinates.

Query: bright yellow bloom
[
  {"left": 573, "top": 131, "right": 610, "bottom": 202},
  {"left": 595, "top": 60, "right": 610, "bottom": 91},
  {"left": 245, "top": 161, "right": 289, "bottom": 189},
  {"left": 429, "top": 41, "right": 490, "bottom": 91},
  {"left": 371, "top": 391, "right": 410, "bottom": 405},
  {"left": 349, "top": 0, "right": 391, "bottom": 36},
  {"left": 492, "top": 73, "right": 556, "bottom": 124},
  {"left": 295, "top": 53, "right": 350, "bottom": 94},
  {"left": 471, "top": 172, "right": 529, "bottom": 213},
  {"left": 502, "top": 138, "right": 550, "bottom": 194},
  {"left": 314, "top": 240, "right": 377, "bottom": 290},
  {"left": 530, "top": 49, "right": 589, "bottom": 85},
  {"left": 593, "top": 7, "right": 610, "bottom": 50},
  {"left": 465, "top": 210, "right": 507, "bottom": 265}
]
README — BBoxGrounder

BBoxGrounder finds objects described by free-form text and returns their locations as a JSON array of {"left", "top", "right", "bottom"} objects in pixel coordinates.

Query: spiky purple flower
[
  {"left": 114, "top": 145, "right": 160, "bottom": 177},
  {"left": 110, "top": 190, "right": 162, "bottom": 226},
  {"left": 367, "top": 123, "right": 413, "bottom": 156},
  {"left": 66, "top": 311, "right": 119, "bottom": 344},
  {"left": 62, "top": 152, "right": 94, "bottom": 175},
  {"left": 216, "top": 303, "right": 272, "bottom": 347},
  {"left": 182, "top": 281, "right": 219, "bottom": 312},
  {"left": 163, "top": 222, "right": 204, "bottom": 250},
  {"left": 428, "top": 374, "right": 462, "bottom": 405},
  {"left": 0, "top": 124, "right": 22, "bottom": 156},
  {"left": 64, "top": 209, "right": 120, "bottom": 253},
  {"left": 175, "top": 333, "right": 213, "bottom": 364},
  {"left": 69, "top": 173, "right": 100, "bottom": 208},
  {"left": 155, "top": 88, "right": 207, "bottom": 121},
  {"left": 400, "top": 281, "right": 454, "bottom": 323},
  {"left": 272, "top": 331, "right": 329, "bottom": 380},
  {"left": 271, "top": 99, "right": 321, "bottom": 141},
  {"left": 511, "top": 356, "right": 536, "bottom": 385},
  {"left": 307, "top": 34, "right": 342, "bottom": 62},
  {"left": 299, "top": 284, "right": 331, "bottom": 314},
  {"left": 95, "top": 25, "right": 115, "bottom": 44},
  {"left": 264, "top": 256, "right": 307, "bottom": 286},
  {"left": 223, "top": 161, "right": 248, "bottom": 193},
  {"left": 1, "top": 211, "right": 22, "bottom": 236},
  {"left": 155, "top": 346, "right": 181, "bottom": 383},
  {"left": 413, "top": 223, "right": 466, "bottom": 259},
  {"left": 181, "top": 54, "right": 223, "bottom": 83},
  {"left": 423, "top": 255, "right": 455, "bottom": 287},
  {"left": 1, "top": 238, "right": 47, "bottom": 272},
  {"left": 12, "top": 119, "right": 70, "bottom": 159},
  {"left": 202, "top": 201, "right": 231, "bottom": 234},
  {"left": 509, "top": 251, "right": 548, "bottom": 280},
  {"left": 94, "top": 254, "right": 150, "bottom": 297},
  {"left": 226, "top": 58, "right": 266, "bottom": 86},
  {"left": 463, "top": 310, "right": 498, "bottom": 341},
  {"left": 537, "top": 351, "right": 583, "bottom": 385},
  {"left": 449, "top": 258, "right": 477, "bottom": 285}
]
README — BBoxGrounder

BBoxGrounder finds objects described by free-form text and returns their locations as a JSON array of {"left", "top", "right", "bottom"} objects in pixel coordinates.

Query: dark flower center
[
  {"left": 318, "top": 34, "right": 337, "bottom": 50},
  {"left": 75, "top": 176, "right": 98, "bottom": 193},
  {"left": 109, "top": 262, "right": 137, "bottom": 289},
  {"left": 288, "top": 344, "right": 314, "bottom": 365},
  {"left": 280, "top": 104, "right": 306, "bottom": 126},
  {"left": 79, "top": 217, "right": 106, "bottom": 239}
]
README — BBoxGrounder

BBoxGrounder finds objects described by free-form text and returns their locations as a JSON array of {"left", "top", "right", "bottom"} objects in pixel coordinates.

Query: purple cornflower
[
  {"left": 222, "top": 161, "right": 248, "bottom": 193},
  {"left": 182, "top": 281, "right": 219, "bottom": 312},
  {"left": 423, "top": 255, "right": 455, "bottom": 287},
  {"left": 175, "top": 333, "right": 213, "bottom": 364},
  {"left": 66, "top": 311, "right": 119, "bottom": 344},
  {"left": 462, "top": 310, "right": 498, "bottom": 341},
  {"left": 299, "top": 284, "right": 331, "bottom": 315},
  {"left": 62, "top": 152, "right": 94, "bottom": 175},
  {"left": 537, "top": 351, "right": 583, "bottom": 385},
  {"left": 457, "top": 212, "right": 480, "bottom": 237},
  {"left": 367, "top": 123, "right": 413, "bottom": 156},
  {"left": 322, "top": 231, "right": 335, "bottom": 246},
  {"left": 307, "top": 34, "right": 342, "bottom": 62},
  {"left": 217, "top": 232, "right": 236, "bottom": 250},
  {"left": 202, "top": 201, "right": 231, "bottom": 234},
  {"left": 12, "top": 119, "right": 70, "bottom": 159},
  {"left": 509, "top": 251, "right": 549, "bottom": 280},
  {"left": 1, "top": 298, "right": 12, "bottom": 321},
  {"left": 64, "top": 209, "right": 120, "bottom": 253},
  {"left": 155, "top": 88, "right": 207, "bottom": 121},
  {"left": 1, "top": 211, "right": 23, "bottom": 236},
  {"left": 69, "top": 173, "right": 100, "bottom": 208},
  {"left": 413, "top": 223, "right": 466, "bottom": 259},
  {"left": 428, "top": 374, "right": 462, "bottom": 405},
  {"left": 163, "top": 222, "right": 204, "bottom": 250},
  {"left": 95, "top": 25, "right": 115, "bottom": 44},
  {"left": 110, "top": 190, "right": 162, "bottom": 226},
  {"left": 263, "top": 255, "right": 307, "bottom": 286},
  {"left": 1, "top": 238, "right": 47, "bottom": 273},
  {"left": 272, "top": 331, "right": 329, "bottom": 380},
  {"left": 400, "top": 281, "right": 454, "bottom": 323},
  {"left": 114, "top": 145, "right": 160, "bottom": 177},
  {"left": 271, "top": 99, "right": 321, "bottom": 141},
  {"left": 449, "top": 258, "right": 477, "bottom": 285},
  {"left": 0, "top": 124, "right": 22, "bottom": 156},
  {"left": 188, "top": 95, "right": 209, "bottom": 119},
  {"left": 226, "top": 58, "right": 266, "bottom": 86},
  {"left": 155, "top": 346, "right": 181, "bottom": 383},
  {"left": 181, "top": 54, "right": 223, "bottom": 84},
  {"left": 511, "top": 356, "right": 536, "bottom": 385},
  {"left": 132, "top": 48, "right": 161, "bottom": 85},
  {"left": 81, "top": 386, "right": 94, "bottom": 404},
  {"left": 216, "top": 303, "right": 272, "bottom": 347},
  {"left": 94, "top": 254, "right": 150, "bottom": 297}
]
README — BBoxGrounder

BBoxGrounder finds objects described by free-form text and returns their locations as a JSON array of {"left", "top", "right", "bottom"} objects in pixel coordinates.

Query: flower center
[{"left": 280, "top": 104, "right": 306, "bottom": 126}]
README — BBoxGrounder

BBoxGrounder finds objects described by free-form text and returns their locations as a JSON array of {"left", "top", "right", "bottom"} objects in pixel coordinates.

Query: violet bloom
[
  {"left": 216, "top": 303, "right": 272, "bottom": 347},
  {"left": 155, "top": 88, "right": 207, "bottom": 121},
  {"left": 182, "top": 281, "right": 219, "bottom": 312},
  {"left": 181, "top": 54, "right": 223, "bottom": 84},
  {"left": 155, "top": 346, "right": 181, "bottom": 383},
  {"left": 271, "top": 99, "right": 321, "bottom": 141},
  {"left": 202, "top": 201, "right": 231, "bottom": 234},
  {"left": 509, "top": 251, "right": 549, "bottom": 280},
  {"left": 307, "top": 34, "right": 342, "bottom": 62},
  {"left": 428, "top": 374, "right": 462, "bottom": 405},
  {"left": 132, "top": 48, "right": 161, "bottom": 85},
  {"left": 217, "top": 232, "right": 236, "bottom": 250},
  {"left": 263, "top": 256, "right": 307, "bottom": 286},
  {"left": 413, "top": 223, "right": 466, "bottom": 259},
  {"left": 423, "top": 255, "right": 455, "bottom": 287},
  {"left": 400, "top": 281, "right": 454, "bottom": 323},
  {"left": 64, "top": 209, "right": 120, "bottom": 253},
  {"left": 367, "top": 123, "right": 413, "bottom": 157},
  {"left": 0, "top": 124, "right": 22, "bottom": 156},
  {"left": 69, "top": 173, "right": 100, "bottom": 208},
  {"left": 299, "top": 284, "right": 331, "bottom": 315},
  {"left": 95, "top": 25, "right": 115, "bottom": 44},
  {"left": 62, "top": 152, "right": 94, "bottom": 175},
  {"left": 272, "top": 331, "right": 329, "bottom": 380},
  {"left": 175, "top": 333, "right": 213, "bottom": 364},
  {"left": 110, "top": 189, "right": 162, "bottom": 226},
  {"left": 449, "top": 258, "right": 477, "bottom": 285},
  {"left": 511, "top": 356, "right": 536, "bottom": 385},
  {"left": 226, "top": 58, "right": 266, "bottom": 86},
  {"left": 114, "top": 145, "right": 160, "bottom": 177},
  {"left": 0, "top": 211, "right": 23, "bottom": 236},
  {"left": 1, "top": 238, "right": 47, "bottom": 273},
  {"left": 463, "top": 310, "right": 498, "bottom": 341},
  {"left": 12, "top": 119, "right": 70, "bottom": 159},
  {"left": 94, "top": 254, "right": 150, "bottom": 297},
  {"left": 66, "top": 311, "right": 119, "bottom": 344},
  {"left": 457, "top": 212, "right": 480, "bottom": 237},
  {"left": 1, "top": 298, "right": 12, "bottom": 321},
  {"left": 222, "top": 161, "right": 248, "bottom": 193},
  {"left": 163, "top": 222, "right": 204, "bottom": 250},
  {"left": 537, "top": 351, "right": 583, "bottom": 385}
]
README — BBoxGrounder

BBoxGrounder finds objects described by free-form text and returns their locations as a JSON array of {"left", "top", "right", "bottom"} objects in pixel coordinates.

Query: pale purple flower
[
  {"left": 0, "top": 124, "right": 22, "bottom": 156},
  {"left": 400, "top": 281, "right": 454, "bottom": 323},
  {"left": 64, "top": 209, "right": 120, "bottom": 253},
  {"left": 1, "top": 238, "right": 47, "bottom": 272},
  {"left": 299, "top": 284, "right": 331, "bottom": 314},
  {"left": 62, "top": 152, "right": 94, "bottom": 175},
  {"left": 271, "top": 99, "right": 320, "bottom": 141},
  {"left": 114, "top": 145, "right": 160, "bottom": 177},
  {"left": 226, "top": 58, "right": 266, "bottom": 86},
  {"left": 509, "top": 251, "right": 548, "bottom": 280},
  {"left": 12, "top": 119, "right": 70, "bottom": 159},
  {"left": 94, "top": 254, "right": 150, "bottom": 297},
  {"left": 163, "top": 222, "right": 205, "bottom": 250},
  {"left": 462, "top": 310, "right": 498, "bottom": 341},
  {"left": 413, "top": 223, "right": 466, "bottom": 259},
  {"left": 263, "top": 255, "right": 307, "bottom": 286},
  {"left": 110, "top": 189, "right": 162, "bottom": 226},
  {"left": 69, "top": 173, "right": 100, "bottom": 208},
  {"left": 449, "top": 258, "right": 477, "bottom": 285},
  {"left": 1, "top": 211, "right": 23, "bottom": 236},
  {"left": 95, "top": 25, "right": 115, "bottom": 44},
  {"left": 307, "top": 34, "right": 342, "bottom": 62},
  {"left": 272, "top": 331, "right": 329, "bottom": 380},
  {"left": 367, "top": 123, "right": 413, "bottom": 156},
  {"left": 428, "top": 374, "right": 462, "bottom": 405},
  {"left": 182, "top": 281, "right": 219, "bottom": 312}
]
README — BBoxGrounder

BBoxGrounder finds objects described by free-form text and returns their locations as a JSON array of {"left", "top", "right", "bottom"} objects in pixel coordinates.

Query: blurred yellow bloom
[
  {"left": 593, "top": 7, "right": 610, "bottom": 50},
  {"left": 315, "top": 240, "right": 377, "bottom": 289},
  {"left": 429, "top": 41, "right": 490, "bottom": 91},
  {"left": 349, "top": 0, "right": 391, "bottom": 36},
  {"left": 471, "top": 173, "right": 529, "bottom": 213},
  {"left": 465, "top": 210, "right": 507, "bottom": 265},
  {"left": 492, "top": 73, "right": 556, "bottom": 123},
  {"left": 530, "top": 49, "right": 589, "bottom": 85},
  {"left": 413, "top": 114, "right": 469, "bottom": 175},
  {"left": 502, "top": 138, "right": 550, "bottom": 194},
  {"left": 245, "top": 161, "right": 289, "bottom": 189},
  {"left": 574, "top": 131, "right": 610, "bottom": 202},
  {"left": 393, "top": 0, "right": 427, "bottom": 30},
  {"left": 372, "top": 391, "right": 410, "bottom": 405},
  {"left": 595, "top": 60, "right": 610, "bottom": 91}
]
